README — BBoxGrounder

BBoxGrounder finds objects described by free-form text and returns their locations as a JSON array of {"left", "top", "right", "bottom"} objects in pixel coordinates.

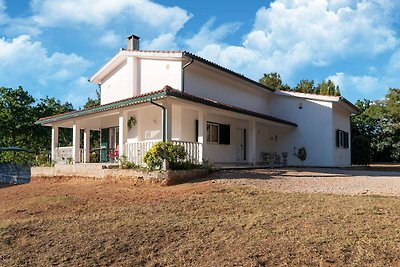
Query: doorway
[{"left": 236, "top": 128, "right": 246, "bottom": 161}]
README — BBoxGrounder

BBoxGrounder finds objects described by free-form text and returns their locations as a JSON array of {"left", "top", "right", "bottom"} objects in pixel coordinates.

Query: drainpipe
[
  {"left": 150, "top": 99, "right": 166, "bottom": 142},
  {"left": 181, "top": 57, "right": 194, "bottom": 93}
]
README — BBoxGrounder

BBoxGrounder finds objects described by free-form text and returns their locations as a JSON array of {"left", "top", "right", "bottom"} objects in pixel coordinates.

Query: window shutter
[
  {"left": 336, "top": 130, "right": 340, "bottom": 147},
  {"left": 195, "top": 120, "right": 198, "bottom": 142},
  {"left": 344, "top": 132, "right": 349, "bottom": 148},
  {"left": 219, "top": 124, "right": 230, "bottom": 145}
]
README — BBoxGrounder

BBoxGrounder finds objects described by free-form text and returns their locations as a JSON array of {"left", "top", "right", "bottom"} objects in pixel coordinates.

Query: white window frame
[{"left": 207, "top": 122, "right": 220, "bottom": 144}]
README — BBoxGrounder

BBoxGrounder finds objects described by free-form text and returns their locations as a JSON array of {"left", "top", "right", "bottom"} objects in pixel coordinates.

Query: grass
[{"left": 0, "top": 178, "right": 399, "bottom": 266}]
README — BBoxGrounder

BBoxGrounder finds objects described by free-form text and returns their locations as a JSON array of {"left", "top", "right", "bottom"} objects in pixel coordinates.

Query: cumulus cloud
[
  {"left": 29, "top": 0, "right": 192, "bottom": 49},
  {"left": 98, "top": 31, "right": 122, "bottom": 48},
  {"left": 327, "top": 72, "right": 400, "bottom": 101},
  {"left": 0, "top": 0, "right": 8, "bottom": 24},
  {"left": 0, "top": 35, "right": 95, "bottom": 106},
  {"left": 196, "top": 0, "right": 398, "bottom": 83},
  {"left": 185, "top": 18, "right": 241, "bottom": 51}
]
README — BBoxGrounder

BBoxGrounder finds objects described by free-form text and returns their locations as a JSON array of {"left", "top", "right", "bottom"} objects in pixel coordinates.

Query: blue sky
[{"left": 0, "top": 0, "right": 399, "bottom": 107}]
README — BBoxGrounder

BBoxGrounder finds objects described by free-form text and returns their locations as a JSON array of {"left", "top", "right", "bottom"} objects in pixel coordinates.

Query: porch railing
[
  {"left": 126, "top": 141, "right": 158, "bottom": 165},
  {"left": 172, "top": 141, "right": 202, "bottom": 164},
  {"left": 55, "top": 141, "right": 202, "bottom": 165},
  {"left": 125, "top": 140, "right": 202, "bottom": 166},
  {"left": 55, "top": 146, "right": 73, "bottom": 163}
]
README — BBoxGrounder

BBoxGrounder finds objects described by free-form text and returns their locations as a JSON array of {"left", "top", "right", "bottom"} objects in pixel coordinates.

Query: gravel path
[{"left": 208, "top": 168, "right": 400, "bottom": 196}]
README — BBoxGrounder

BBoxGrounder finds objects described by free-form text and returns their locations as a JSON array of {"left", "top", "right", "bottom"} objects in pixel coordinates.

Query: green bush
[
  {"left": 119, "top": 155, "right": 139, "bottom": 169},
  {"left": 32, "top": 153, "right": 54, "bottom": 167},
  {"left": 144, "top": 142, "right": 186, "bottom": 170},
  {"left": 351, "top": 135, "right": 371, "bottom": 165}
]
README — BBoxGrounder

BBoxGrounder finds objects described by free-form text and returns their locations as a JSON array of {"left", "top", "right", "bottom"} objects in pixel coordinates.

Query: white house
[{"left": 38, "top": 35, "right": 359, "bottom": 167}]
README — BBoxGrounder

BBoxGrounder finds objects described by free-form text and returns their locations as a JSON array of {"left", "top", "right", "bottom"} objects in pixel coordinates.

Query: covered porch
[{"left": 38, "top": 88, "right": 297, "bottom": 167}]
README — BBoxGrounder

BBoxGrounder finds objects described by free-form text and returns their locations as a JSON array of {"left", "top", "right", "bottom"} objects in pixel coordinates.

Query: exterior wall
[
  {"left": 177, "top": 107, "right": 198, "bottom": 142},
  {"left": 101, "top": 57, "right": 139, "bottom": 105},
  {"left": 203, "top": 113, "right": 249, "bottom": 164},
  {"left": 185, "top": 64, "right": 270, "bottom": 114},
  {"left": 332, "top": 105, "right": 352, "bottom": 166},
  {"left": 268, "top": 94, "right": 334, "bottom": 166},
  {"left": 140, "top": 58, "right": 182, "bottom": 94},
  {"left": 124, "top": 106, "right": 163, "bottom": 143}
]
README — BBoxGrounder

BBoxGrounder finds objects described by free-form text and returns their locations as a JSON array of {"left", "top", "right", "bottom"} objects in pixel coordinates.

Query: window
[
  {"left": 207, "top": 122, "right": 219, "bottom": 143},
  {"left": 336, "top": 129, "right": 349, "bottom": 149},
  {"left": 207, "top": 122, "right": 230, "bottom": 145}
]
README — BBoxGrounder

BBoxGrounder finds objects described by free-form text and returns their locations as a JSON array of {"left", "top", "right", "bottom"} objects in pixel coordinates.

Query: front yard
[{"left": 1, "top": 172, "right": 399, "bottom": 266}]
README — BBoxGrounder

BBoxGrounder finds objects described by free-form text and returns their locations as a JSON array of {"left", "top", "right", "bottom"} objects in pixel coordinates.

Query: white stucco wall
[
  {"left": 185, "top": 64, "right": 270, "bottom": 114},
  {"left": 101, "top": 57, "right": 139, "bottom": 105},
  {"left": 268, "top": 94, "right": 334, "bottom": 166},
  {"left": 140, "top": 58, "right": 182, "bottom": 93},
  {"left": 332, "top": 105, "right": 352, "bottom": 166}
]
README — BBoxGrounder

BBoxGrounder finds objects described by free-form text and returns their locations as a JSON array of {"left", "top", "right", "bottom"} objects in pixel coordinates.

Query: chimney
[{"left": 127, "top": 35, "right": 140, "bottom": 50}]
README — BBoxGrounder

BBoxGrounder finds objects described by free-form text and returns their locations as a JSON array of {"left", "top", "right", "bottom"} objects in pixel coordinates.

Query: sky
[{"left": 0, "top": 0, "right": 399, "bottom": 107}]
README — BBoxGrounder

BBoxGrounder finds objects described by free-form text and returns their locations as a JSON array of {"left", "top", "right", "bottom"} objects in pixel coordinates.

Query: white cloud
[
  {"left": 0, "top": 35, "right": 95, "bottom": 107},
  {"left": 196, "top": 0, "right": 398, "bottom": 82},
  {"left": 185, "top": 18, "right": 241, "bottom": 51},
  {"left": 22, "top": 0, "right": 192, "bottom": 49},
  {"left": 327, "top": 72, "right": 399, "bottom": 101},
  {"left": 388, "top": 49, "right": 400, "bottom": 73},
  {"left": 0, "top": 0, "right": 8, "bottom": 24},
  {"left": 98, "top": 31, "right": 122, "bottom": 48},
  {"left": 31, "top": 0, "right": 191, "bottom": 31}
]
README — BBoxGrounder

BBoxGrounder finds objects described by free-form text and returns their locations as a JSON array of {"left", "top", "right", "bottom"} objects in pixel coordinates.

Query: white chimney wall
[{"left": 127, "top": 35, "right": 140, "bottom": 50}]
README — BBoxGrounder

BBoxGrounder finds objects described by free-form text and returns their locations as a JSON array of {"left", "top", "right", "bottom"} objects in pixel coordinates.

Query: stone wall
[{"left": 32, "top": 164, "right": 209, "bottom": 186}]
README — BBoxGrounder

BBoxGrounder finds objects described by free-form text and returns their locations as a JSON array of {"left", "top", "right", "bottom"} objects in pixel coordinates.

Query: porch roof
[{"left": 37, "top": 87, "right": 297, "bottom": 127}]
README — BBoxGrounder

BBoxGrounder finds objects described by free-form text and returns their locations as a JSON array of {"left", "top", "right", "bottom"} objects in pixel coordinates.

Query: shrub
[
  {"left": 351, "top": 135, "right": 371, "bottom": 165},
  {"left": 144, "top": 142, "right": 186, "bottom": 170},
  {"left": 119, "top": 155, "right": 138, "bottom": 169}
]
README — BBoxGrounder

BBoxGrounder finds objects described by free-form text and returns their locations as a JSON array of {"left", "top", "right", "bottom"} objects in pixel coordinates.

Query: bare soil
[{"left": 1, "top": 168, "right": 400, "bottom": 266}]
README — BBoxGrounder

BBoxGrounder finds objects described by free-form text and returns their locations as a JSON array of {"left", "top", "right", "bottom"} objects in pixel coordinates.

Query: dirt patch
[{"left": 0, "top": 174, "right": 399, "bottom": 266}]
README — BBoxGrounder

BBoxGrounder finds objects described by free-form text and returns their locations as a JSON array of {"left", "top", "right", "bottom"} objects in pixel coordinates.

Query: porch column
[
  {"left": 248, "top": 119, "right": 257, "bottom": 165},
  {"left": 51, "top": 126, "right": 59, "bottom": 162},
  {"left": 197, "top": 110, "right": 206, "bottom": 163},
  {"left": 165, "top": 101, "right": 172, "bottom": 142},
  {"left": 72, "top": 123, "right": 81, "bottom": 163},
  {"left": 83, "top": 128, "right": 90, "bottom": 163},
  {"left": 118, "top": 111, "right": 128, "bottom": 157}
]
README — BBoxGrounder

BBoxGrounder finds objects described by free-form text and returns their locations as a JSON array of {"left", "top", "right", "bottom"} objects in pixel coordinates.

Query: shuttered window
[
  {"left": 336, "top": 129, "right": 349, "bottom": 149},
  {"left": 207, "top": 122, "right": 230, "bottom": 145}
]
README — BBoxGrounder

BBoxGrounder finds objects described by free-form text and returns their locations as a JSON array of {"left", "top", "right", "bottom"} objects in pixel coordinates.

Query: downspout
[
  {"left": 181, "top": 57, "right": 194, "bottom": 93},
  {"left": 150, "top": 99, "right": 166, "bottom": 142}
]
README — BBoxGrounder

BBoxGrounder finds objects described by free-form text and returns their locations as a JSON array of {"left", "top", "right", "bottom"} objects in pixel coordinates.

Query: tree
[
  {"left": 0, "top": 87, "right": 36, "bottom": 147},
  {"left": 259, "top": 72, "right": 291, "bottom": 91},
  {"left": 84, "top": 88, "right": 101, "bottom": 109},
  {"left": 33, "top": 96, "right": 74, "bottom": 152},
  {"left": 295, "top": 79, "right": 314, "bottom": 93},
  {"left": 351, "top": 89, "right": 400, "bottom": 162},
  {"left": 317, "top": 81, "right": 328, "bottom": 95}
]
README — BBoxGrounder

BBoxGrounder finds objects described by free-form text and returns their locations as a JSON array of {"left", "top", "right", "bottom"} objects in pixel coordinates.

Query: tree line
[
  {"left": 259, "top": 72, "right": 341, "bottom": 96},
  {"left": 0, "top": 86, "right": 99, "bottom": 164}
]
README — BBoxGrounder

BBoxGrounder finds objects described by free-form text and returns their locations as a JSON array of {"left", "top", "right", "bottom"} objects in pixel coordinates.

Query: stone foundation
[{"left": 32, "top": 164, "right": 209, "bottom": 186}]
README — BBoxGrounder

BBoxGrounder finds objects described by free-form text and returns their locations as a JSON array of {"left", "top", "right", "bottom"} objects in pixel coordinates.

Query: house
[{"left": 38, "top": 35, "right": 359, "bottom": 167}]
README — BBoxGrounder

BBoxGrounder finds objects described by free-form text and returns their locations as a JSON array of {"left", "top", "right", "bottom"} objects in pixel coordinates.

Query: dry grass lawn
[{"left": 1, "top": 177, "right": 399, "bottom": 266}]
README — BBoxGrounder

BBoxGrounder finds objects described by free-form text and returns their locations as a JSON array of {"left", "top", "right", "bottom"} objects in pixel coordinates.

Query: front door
[{"left": 236, "top": 128, "right": 246, "bottom": 161}]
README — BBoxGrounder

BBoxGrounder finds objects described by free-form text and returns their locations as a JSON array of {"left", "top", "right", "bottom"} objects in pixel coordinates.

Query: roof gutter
[
  {"left": 181, "top": 57, "right": 194, "bottom": 93},
  {"left": 150, "top": 99, "right": 166, "bottom": 142}
]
